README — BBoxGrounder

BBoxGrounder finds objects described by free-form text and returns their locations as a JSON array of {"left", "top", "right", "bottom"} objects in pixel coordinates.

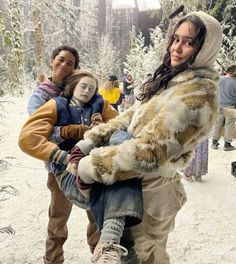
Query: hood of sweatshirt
[
  {"left": 189, "top": 11, "right": 223, "bottom": 69},
  {"left": 38, "top": 79, "right": 65, "bottom": 97}
]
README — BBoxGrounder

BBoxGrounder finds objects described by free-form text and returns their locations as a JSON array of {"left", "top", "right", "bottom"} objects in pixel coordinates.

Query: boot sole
[{"left": 224, "top": 148, "right": 236, "bottom": 151}]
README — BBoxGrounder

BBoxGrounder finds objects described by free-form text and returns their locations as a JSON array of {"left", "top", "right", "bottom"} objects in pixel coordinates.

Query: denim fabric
[
  {"left": 53, "top": 130, "right": 143, "bottom": 249},
  {"left": 90, "top": 130, "right": 143, "bottom": 249},
  {"left": 108, "top": 129, "right": 133, "bottom": 145},
  {"left": 27, "top": 88, "right": 52, "bottom": 115},
  {"left": 60, "top": 172, "right": 90, "bottom": 210},
  {"left": 90, "top": 178, "right": 143, "bottom": 229},
  {"left": 52, "top": 163, "right": 89, "bottom": 210}
]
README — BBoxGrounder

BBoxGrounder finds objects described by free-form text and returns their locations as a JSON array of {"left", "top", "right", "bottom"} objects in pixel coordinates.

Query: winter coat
[
  {"left": 27, "top": 79, "right": 66, "bottom": 145},
  {"left": 55, "top": 95, "right": 106, "bottom": 151},
  {"left": 27, "top": 79, "right": 64, "bottom": 115},
  {"left": 98, "top": 86, "right": 122, "bottom": 110},
  {"left": 18, "top": 95, "right": 118, "bottom": 163},
  {"left": 76, "top": 67, "right": 219, "bottom": 219}
]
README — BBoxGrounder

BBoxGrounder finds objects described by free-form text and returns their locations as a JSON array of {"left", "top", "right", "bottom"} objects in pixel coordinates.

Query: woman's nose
[{"left": 175, "top": 42, "right": 183, "bottom": 53}]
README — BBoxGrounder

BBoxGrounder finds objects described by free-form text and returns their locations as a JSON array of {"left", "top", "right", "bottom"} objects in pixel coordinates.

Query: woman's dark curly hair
[{"left": 138, "top": 15, "right": 206, "bottom": 102}]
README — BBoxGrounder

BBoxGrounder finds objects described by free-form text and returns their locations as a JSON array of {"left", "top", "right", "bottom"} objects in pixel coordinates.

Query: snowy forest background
[
  {"left": 0, "top": 0, "right": 236, "bottom": 246},
  {"left": 0, "top": 0, "right": 235, "bottom": 95}
]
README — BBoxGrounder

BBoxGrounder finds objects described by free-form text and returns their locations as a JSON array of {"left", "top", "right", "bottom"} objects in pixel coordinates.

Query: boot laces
[{"left": 92, "top": 241, "right": 128, "bottom": 264}]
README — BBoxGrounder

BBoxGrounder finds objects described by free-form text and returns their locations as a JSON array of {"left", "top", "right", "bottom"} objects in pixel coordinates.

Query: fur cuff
[{"left": 78, "top": 156, "right": 96, "bottom": 184}]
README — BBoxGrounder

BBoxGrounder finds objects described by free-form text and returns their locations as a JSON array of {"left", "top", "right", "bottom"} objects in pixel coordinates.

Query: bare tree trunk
[
  {"left": 98, "top": 0, "right": 106, "bottom": 36},
  {"left": 31, "top": 3, "right": 45, "bottom": 76},
  {"left": 7, "top": 0, "right": 25, "bottom": 95}
]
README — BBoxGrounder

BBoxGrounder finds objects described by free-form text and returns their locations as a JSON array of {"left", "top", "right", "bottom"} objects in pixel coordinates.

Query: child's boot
[{"left": 92, "top": 241, "right": 128, "bottom": 264}]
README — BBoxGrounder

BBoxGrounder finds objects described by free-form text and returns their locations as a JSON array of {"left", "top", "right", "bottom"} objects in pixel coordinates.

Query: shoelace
[{"left": 92, "top": 241, "right": 128, "bottom": 263}]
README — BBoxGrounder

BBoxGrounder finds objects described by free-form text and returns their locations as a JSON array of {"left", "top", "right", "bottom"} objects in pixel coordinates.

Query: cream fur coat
[{"left": 77, "top": 67, "right": 219, "bottom": 188}]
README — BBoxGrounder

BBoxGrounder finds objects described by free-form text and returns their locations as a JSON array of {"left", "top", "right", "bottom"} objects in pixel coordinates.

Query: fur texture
[{"left": 78, "top": 68, "right": 219, "bottom": 184}]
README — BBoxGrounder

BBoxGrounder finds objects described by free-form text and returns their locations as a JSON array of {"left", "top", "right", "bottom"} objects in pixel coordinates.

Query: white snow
[{"left": 0, "top": 95, "right": 236, "bottom": 264}]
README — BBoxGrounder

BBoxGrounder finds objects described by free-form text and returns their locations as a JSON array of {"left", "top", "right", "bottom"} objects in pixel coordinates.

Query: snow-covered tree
[
  {"left": 7, "top": 0, "right": 25, "bottom": 95},
  {"left": 124, "top": 26, "right": 165, "bottom": 92},
  {"left": 31, "top": 1, "right": 45, "bottom": 77},
  {"left": 0, "top": 12, "right": 10, "bottom": 95},
  {"left": 82, "top": 34, "right": 121, "bottom": 86},
  {"left": 216, "top": 1, "right": 236, "bottom": 66},
  {"left": 0, "top": 0, "right": 25, "bottom": 95}
]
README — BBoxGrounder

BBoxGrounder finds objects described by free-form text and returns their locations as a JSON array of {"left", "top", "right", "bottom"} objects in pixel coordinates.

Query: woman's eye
[
  {"left": 185, "top": 41, "right": 194, "bottom": 46},
  {"left": 173, "top": 38, "right": 179, "bottom": 44}
]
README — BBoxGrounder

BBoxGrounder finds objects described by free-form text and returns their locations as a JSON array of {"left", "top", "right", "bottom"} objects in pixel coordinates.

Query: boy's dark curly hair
[{"left": 51, "top": 45, "right": 80, "bottom": 69}]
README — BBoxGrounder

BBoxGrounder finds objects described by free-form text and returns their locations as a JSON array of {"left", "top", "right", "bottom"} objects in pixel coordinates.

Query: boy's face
[
  {"left": 73, "top": 76, "right": 97, "bottom": 104},
  {"left": 50, "top": 50, "right": 76, "bottom": 84}
]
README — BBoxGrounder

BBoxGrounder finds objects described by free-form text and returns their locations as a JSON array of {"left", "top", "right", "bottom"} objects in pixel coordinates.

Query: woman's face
[
  {"left": 170, "top": 21, "right": 197, "bottom": 67},
  {"left": 73, "top": 76, "right": 97, "bottom": 104},
  {"left": 50, "top": 50, "right": 76, "bottom": 84}
]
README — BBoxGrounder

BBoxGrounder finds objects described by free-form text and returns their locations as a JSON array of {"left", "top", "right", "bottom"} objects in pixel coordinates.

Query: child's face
[
  {"left": 170, "top": 21, "right": 197, "bottom": 67},
  {"left": 50, "top": 50, "right": 76, "bottom": 84},
  {"left": 73, "top": 76, "right": 97, "bottom": 104}
]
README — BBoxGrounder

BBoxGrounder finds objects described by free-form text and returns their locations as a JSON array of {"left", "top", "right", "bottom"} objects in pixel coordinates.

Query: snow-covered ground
[{"left": 1, "top": 95, "right": 236, "bottom": 264}]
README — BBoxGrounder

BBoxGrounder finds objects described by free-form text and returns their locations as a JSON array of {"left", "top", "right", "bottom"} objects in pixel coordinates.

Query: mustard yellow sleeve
[
  {"left": 102, "top": 99, "right": 119, "bottom": 122},
  {"left": 18, "top": 99, "right": 59, "bottom": 161}
]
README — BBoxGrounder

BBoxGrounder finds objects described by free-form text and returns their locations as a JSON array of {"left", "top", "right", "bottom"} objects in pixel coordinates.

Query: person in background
[
  {"left": 179, "top": 139, "right": 209, "bottom": 182},
  {"left": 99, "top": 74, "right": 123, "bottom": 110},
  {"left": 26, "top": 46, "right": 99, "bottom": 263},
  {"left": 64, "top": 11, "right": 222, "bottom": 264},
  {"left": 211, "top": 64, "right": 236, "bottom": 151},
  {"left": 122, "top": 72, "right": 135, "bottom": 110},
  {"left": 123, "top": 72, "right": 134, "bottom": 97}
]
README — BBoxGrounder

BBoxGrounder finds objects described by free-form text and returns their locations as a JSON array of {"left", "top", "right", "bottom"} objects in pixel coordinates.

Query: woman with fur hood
[{"left": 62, "top": 11, "right": 223, "bottom": 264}]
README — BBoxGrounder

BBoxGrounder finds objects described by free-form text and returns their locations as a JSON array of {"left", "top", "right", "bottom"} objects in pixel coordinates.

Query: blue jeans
[
  {"left": 60, "top": 170, "right": 90, "bottom": 209},
  {"left": 89, "top": 130, "right": 143, "bottom": 249}
]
